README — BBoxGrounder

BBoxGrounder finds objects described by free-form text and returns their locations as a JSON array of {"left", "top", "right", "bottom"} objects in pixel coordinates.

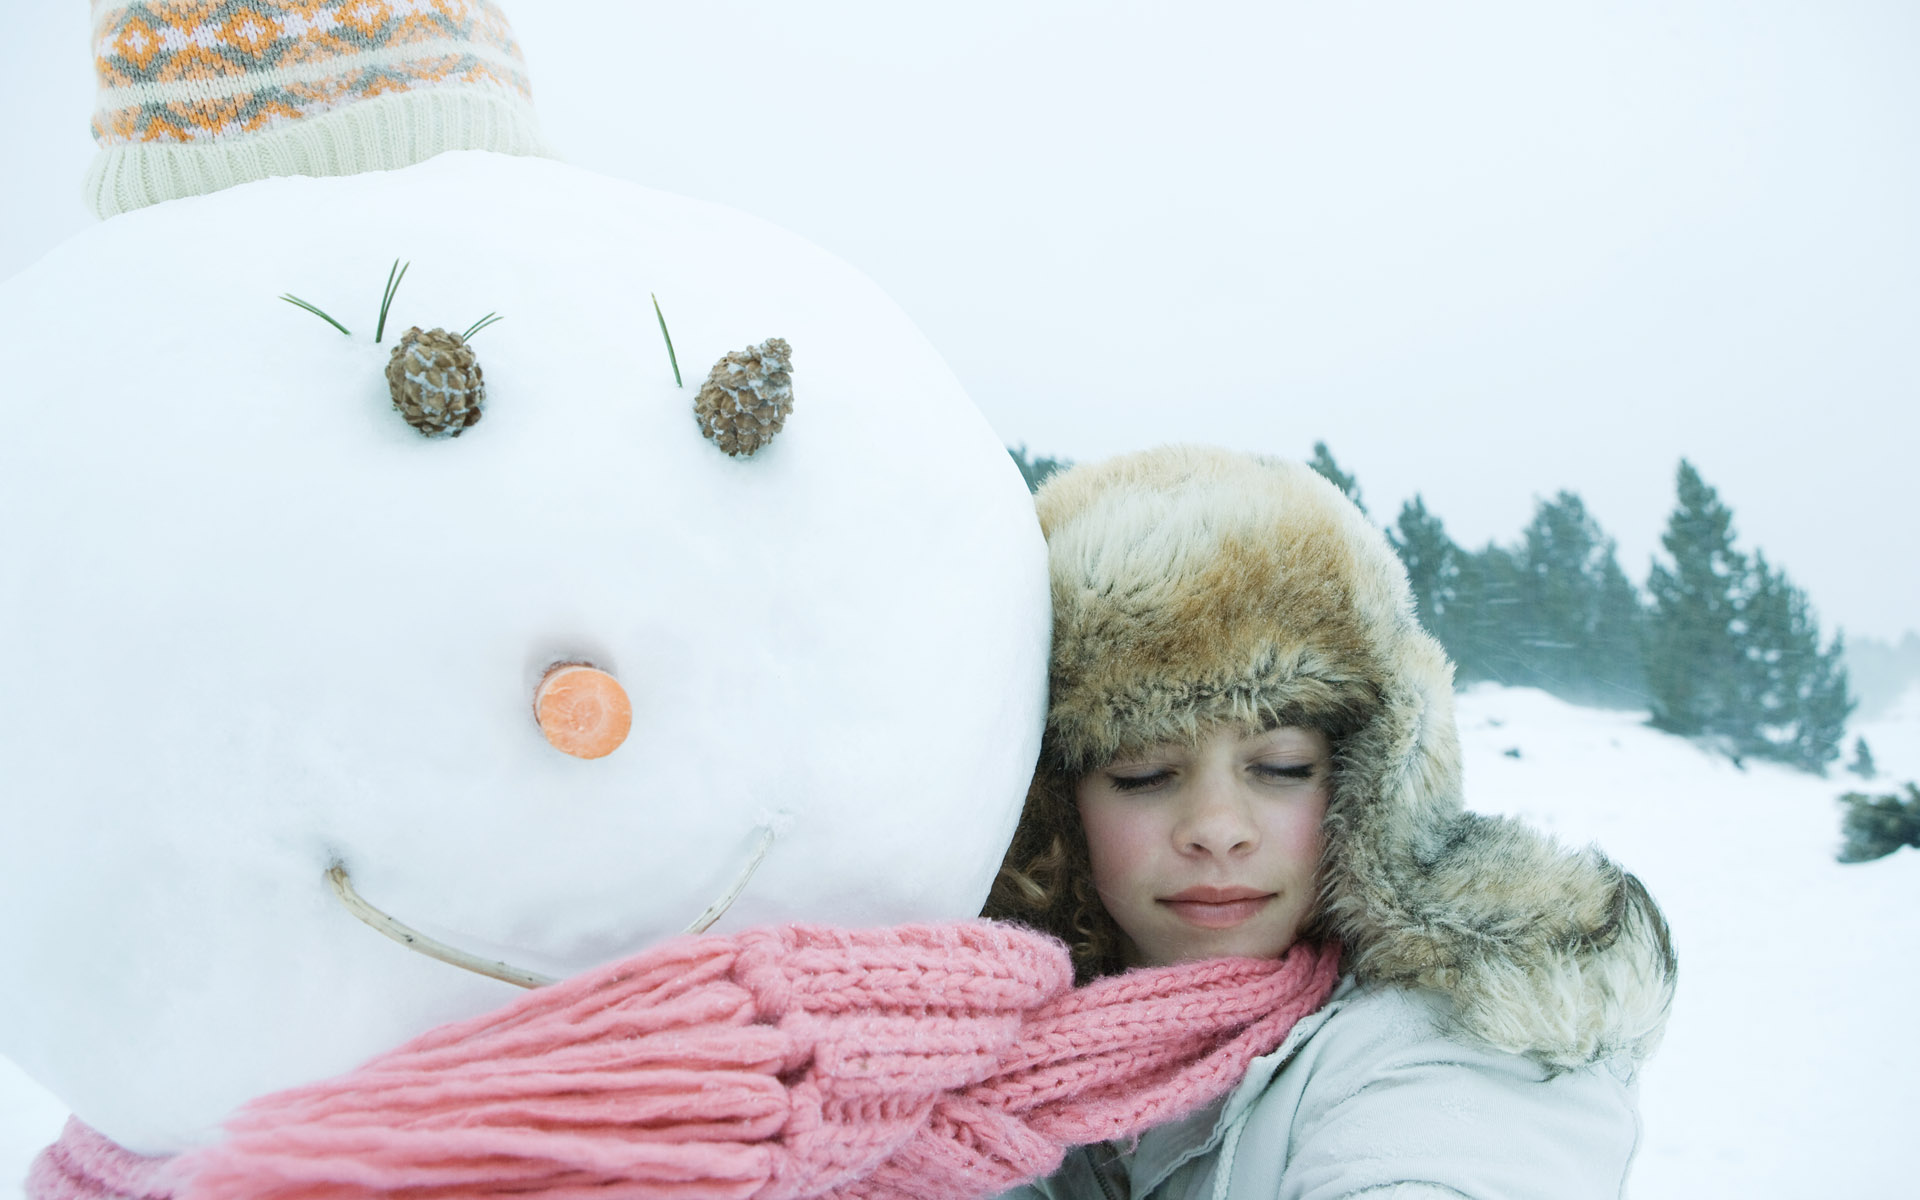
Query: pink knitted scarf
[{"left": 29, "top": 922, "right": 1340, "bottom": 1200}]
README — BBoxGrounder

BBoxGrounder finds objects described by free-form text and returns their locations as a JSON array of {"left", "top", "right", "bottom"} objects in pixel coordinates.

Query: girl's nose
[
  {"left": 1175, "top": 772, "right": 1259, "bottom": 856},
  {"left": 534, "top": 664, "right": 633, "bottom": 759}
]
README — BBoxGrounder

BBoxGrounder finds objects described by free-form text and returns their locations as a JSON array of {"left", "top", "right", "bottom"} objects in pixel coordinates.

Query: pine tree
[
  {"left": 1592, "top": 560, "right": 1648, "bottom": 704},
  {"left": 1388, "top": 491, "right": 1645, "bottom": 702},
  {"left": 1645, "top": 461, "right": 1854, "bottom": 771},
  {"left": 1848, "top": 737, "right": 1878, "bottom": 780},
  {"left": 1383, "top": 496, "right": 1524, "bottom": 688},
  {"left": 1387, "top": 495, "right": 1460, "bottom": 639},
  {"left": 1307, "top": 441, "right": 1366, "bottom": 515},
  {"left": 1510, "top": 492, "right": 1647, "bottom": 706},
  {"left": 1446, "top": 543, "right": 1526, "bottom": 685},
  {"left": 1738, "top": 554, "right": 1852, "bottom": 771},
  {"left": 1645, "top": 461, "right": 1748, "bottom": 740}
]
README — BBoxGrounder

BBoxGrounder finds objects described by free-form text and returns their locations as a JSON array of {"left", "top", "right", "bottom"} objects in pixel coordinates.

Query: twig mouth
[{"left": 326, "top": 825, "right": 779, "bottom": 989}]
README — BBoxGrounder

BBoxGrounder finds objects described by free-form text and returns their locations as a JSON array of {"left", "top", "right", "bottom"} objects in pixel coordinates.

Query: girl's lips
[{"left": 1160, "top": 894, "right": 1274, "bottom": 929}]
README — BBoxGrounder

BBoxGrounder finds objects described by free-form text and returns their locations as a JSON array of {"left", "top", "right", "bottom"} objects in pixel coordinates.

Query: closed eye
[
  {"left": 1106, "top": 770, "right": 1173, "bottom": 793},
  {"left": 1255, "top": 763, "right": 1317, "bottom": 781}
]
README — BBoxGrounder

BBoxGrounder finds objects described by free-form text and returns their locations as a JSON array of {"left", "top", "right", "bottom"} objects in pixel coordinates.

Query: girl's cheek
[
  {"left": 1079, "top": 801, "right": 1162, "bottom": 875},
  {"left": 1277, "top": 791, "right": 1331, "bottom": 859}
]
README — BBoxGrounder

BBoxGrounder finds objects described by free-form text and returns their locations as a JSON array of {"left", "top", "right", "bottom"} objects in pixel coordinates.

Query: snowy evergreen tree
[
  {"left": 1646, "top": 461, "right": 1853, "bottom": 772},
  {"left": 1395, "top": 493, "right": 1645, "bottom": 705},
  {"left": 1445, "top": 542, "right": 1527, "bottom": 686},
  {"left": 1737, "top": 553, "right": 1854, "bottom": 772},
  {"left": 1509, "top": 492, "right": 1647, "bottom": 707},
  {"left": 1645, "top": 461, "right": 1750, "bottom": 742},
  {"left": 1387, "top": 495, "right": 1463, "bottom": 638},
  {"left": 1307, "top": 441, "right": 1366, "bottom": 515},
  {"left": 1847, "top": 737, "right": 1878, "bottom": 780},
  {"left": 1381, "top": 497, "right": 1528, "bottom": 690}
]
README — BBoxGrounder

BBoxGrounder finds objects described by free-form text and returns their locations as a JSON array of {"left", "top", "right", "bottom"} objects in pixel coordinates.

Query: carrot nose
[{"left": 534, "top": 665, "right": 633, "bottom": 759}]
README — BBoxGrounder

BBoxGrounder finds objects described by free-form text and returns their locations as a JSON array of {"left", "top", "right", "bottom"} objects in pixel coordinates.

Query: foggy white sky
[{"left": 4, "top": 1, "right": 1914, "bottom": 641}]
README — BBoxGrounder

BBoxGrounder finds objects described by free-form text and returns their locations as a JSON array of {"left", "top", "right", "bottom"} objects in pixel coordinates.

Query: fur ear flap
[
  {"left": 1372, "top": 639, "right": 1465, "bottom": 831},
  {"left": 1434, "top": 865, "right": 1677, "bottom": 1070},
  {"left": 1320, "top": 608, "right": 1674, "bottom": 1069},
  {"left": 1328, "top": 808, "right": 1677, "bottom": 1070}
]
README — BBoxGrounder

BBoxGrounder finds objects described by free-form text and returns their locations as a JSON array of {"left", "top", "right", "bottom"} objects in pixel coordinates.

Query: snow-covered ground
[
  {"left": 5, "top": 682, "right": 1917, "bottom": 1197},
  {"left": 1453, "top": 682, "right": 1920, "bottom": 1198}
]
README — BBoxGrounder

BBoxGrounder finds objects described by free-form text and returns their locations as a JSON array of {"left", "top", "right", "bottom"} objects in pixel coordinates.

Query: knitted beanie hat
[
  {"left": 1019, "top": 445, "right": 1676, "bottom": 1069},
  {"left": 85, "top": 0, "right": 551, "bottom": 218}
]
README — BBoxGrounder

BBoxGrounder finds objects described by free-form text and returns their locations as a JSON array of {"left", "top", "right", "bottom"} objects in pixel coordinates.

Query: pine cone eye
[
  {"left": 386, "top": 327, "right": 486, "bottom": 438},
  {"left": 694, "top": 337, "right": 793, "bottom": 457}
]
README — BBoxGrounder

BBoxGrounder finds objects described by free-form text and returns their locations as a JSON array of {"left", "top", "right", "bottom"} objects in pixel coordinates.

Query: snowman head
[{"left": 0, "top": 1, "right": 1049, "bottom": 1156}]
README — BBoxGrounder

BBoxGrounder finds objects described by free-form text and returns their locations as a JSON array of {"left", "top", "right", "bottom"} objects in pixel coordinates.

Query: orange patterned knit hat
[{"left": 85, "top": 0, "right": 551, "bottom": 218}]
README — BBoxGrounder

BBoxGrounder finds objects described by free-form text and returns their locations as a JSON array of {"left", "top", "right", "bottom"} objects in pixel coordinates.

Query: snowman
[{"left": 0, "top": 0, "right": 1049, "bottom": 1183}]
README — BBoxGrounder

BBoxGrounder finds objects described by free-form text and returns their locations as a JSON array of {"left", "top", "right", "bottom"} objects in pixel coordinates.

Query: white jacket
[{"left": 1002, "top": 978, "right": 1641, "bottom": 1200}]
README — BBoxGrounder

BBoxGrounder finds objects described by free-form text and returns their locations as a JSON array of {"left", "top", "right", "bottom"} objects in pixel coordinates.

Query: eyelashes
[
  {"left": 1256, "top": 764, "right": 1318, "bottom": 781},
  {"left": 1103, "top": 763, "right": 1319, "bottom": 793},
  {"left": 1106, "top": 771, "right": 1172, "bottom": 793}
]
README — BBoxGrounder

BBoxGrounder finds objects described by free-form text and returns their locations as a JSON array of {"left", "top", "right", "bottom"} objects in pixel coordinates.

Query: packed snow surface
[
  {"left": 0, "top": 153, "right": 1050, "bottom": 1155},
  {"left": 6, "top": 683, "right": 1916, "bottom": 1195},
  {"left": 1460, "top": 685, "right": 1920, "bottom": 1198}
]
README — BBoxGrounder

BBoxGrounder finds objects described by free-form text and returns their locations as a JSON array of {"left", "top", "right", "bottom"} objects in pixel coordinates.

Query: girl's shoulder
[
  {"left": 1217, "top": 980, "right": 1642, "bottom": 1200},
  {"left": 1305, "top": 979, "right": 1642, "bottom": 1079}
]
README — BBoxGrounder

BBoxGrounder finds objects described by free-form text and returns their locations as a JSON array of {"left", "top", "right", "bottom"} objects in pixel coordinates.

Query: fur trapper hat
[{"left": 1030, "top": 445, "right": 1675, "bottom": 1070}]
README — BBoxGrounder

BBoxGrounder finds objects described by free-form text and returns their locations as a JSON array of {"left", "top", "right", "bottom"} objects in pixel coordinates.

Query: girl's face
[{"left": 1075, "top": 724, "right": 1330, "bottom": 968}]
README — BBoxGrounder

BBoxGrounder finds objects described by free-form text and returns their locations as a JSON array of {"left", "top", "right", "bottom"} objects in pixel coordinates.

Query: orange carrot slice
[{"left": 534, "top": 665, "right": 633, "bottom": 759}]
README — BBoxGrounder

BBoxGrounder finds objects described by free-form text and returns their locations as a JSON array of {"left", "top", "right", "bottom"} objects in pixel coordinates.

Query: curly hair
[{"left": 981, "top": 761, "right": 1125, "bottom": 983}]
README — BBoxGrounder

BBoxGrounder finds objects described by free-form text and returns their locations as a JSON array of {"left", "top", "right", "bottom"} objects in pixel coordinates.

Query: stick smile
[{"left": 327, "top": 825, "right": 778, "bottom": 989}]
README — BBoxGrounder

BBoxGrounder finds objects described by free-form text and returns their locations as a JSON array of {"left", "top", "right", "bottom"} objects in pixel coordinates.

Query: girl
[{"left": 985, "top": 445, "right": 1676, "bottom": 1199}]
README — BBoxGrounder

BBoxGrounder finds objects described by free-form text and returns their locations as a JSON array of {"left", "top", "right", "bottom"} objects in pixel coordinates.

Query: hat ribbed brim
[{"left": 84, "top": 86, "right": 553, "bottom": 219}]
